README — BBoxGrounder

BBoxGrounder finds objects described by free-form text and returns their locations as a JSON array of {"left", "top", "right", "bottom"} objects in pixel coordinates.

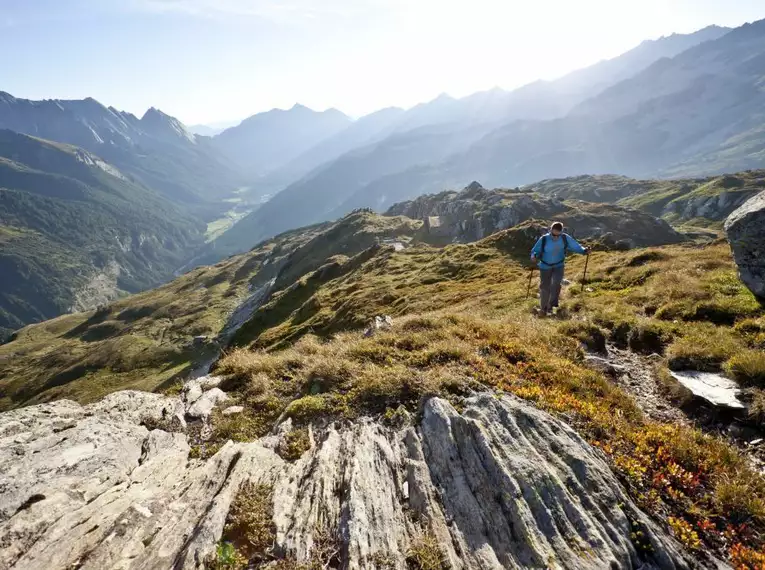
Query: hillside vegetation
[
  {"left": 527, "top": 170, "right": 765, "bottom": 232},
  {"left": 215, "top": 236, "right": 765, "bottom": 567},
  {"left": 0, "top": 131, "right": 210, "bottom": 339},
  {"left": 2, "top": 199, "right": 765, "bottom": 565},
  {"left": 0, "top": 223, "right": 328, "bottom": 409}
]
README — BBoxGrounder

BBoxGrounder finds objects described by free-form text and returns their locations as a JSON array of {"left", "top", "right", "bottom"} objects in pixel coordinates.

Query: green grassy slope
[
  {"left": 526, "top": 171, "right": 765, "bottom": 231},
  {"left": 0, "top": 223, "right": 326, "bottom": 409},
  {"left": 216, "top": 226, "right": 764, "bottom": 566}
]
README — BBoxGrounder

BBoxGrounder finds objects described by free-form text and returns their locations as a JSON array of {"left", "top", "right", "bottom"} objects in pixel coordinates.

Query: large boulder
[{"left": 725, "top": 190, "right": 765, "bottom": 299}]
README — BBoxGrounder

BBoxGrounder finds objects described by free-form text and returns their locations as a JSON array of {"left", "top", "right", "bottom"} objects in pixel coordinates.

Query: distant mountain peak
[
  {"left": 140, "top": 107, "right": 195, "bottom": 144},
  {"left": 141, "top": 107, "right": 169, "bottom": 120},
  {"left": 433, "top": 92, "right": 456, "bottom": 103}
]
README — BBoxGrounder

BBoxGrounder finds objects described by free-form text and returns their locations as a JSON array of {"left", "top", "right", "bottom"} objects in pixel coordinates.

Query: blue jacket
[{"left": 530, "top": 233, "right": 586, "bottom": 270}]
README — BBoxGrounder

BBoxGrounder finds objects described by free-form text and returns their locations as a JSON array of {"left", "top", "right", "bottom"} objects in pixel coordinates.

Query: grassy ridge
[{"left": 0, "top": 223, "right": 326, "bottom": 410}]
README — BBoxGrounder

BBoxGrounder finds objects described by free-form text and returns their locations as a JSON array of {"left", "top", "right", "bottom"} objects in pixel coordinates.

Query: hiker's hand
[
  {"left": 530, "top": 255, "right": 537, "bottom": 265},
  {"left": 582, "top": 248, "right": 589, "bottom": 255}
]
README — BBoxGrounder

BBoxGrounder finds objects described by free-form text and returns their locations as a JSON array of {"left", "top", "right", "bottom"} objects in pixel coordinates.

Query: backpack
[{"left": 541, "top": 233, "right": 568, "bottom": 265}]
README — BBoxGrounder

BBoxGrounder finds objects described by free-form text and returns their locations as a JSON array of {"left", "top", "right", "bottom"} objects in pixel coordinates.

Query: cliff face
[{"left": 0, "top": 386, "right": 692, "bottom": 570}]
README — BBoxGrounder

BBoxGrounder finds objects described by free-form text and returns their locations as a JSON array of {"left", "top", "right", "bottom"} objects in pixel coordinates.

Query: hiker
[{"left": 530, "top": 222, "right": 587, "bottom": 315}]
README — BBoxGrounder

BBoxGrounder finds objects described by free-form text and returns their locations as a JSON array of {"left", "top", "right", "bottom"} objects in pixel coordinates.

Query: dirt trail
[
  {"left": 587, "top": 344, "right": 765, "bottom": 471},
  {"left": 585, "top": 345, "right": 688, "bottom": 425}
]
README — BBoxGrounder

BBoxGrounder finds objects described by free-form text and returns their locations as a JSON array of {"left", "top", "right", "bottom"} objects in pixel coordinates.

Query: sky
[{"left": 1, "top": 0, "right": 764, "bottom": 125}]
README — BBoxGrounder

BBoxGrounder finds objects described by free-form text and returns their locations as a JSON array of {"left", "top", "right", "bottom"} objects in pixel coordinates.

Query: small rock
[
  {"left": 186, "top": 388, "right": 230, "bottom": 419},
  {"left": 197, "top": 376, "right": 223, "bottom": 390},
  {"left": 184, "top": 383, "right": 203, "bottom": 405},
  {"left": 364, "top": 315, "right": 394, "bottom": 337},
  {"left": 222, "top": 406, "right": 244, "bottom": 416},
  {"left": 183, "top": 376, "right": 223, "bottom": 406}
]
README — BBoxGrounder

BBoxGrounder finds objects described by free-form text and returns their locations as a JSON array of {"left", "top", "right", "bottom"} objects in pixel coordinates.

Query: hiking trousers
[{"left": 539, "top": 265, "right": 565, "bottom": 312}]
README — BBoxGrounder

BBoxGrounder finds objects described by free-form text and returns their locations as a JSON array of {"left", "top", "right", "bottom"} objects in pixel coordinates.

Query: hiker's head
[{"left": 550, "top": 222, "right": 564, "bottom": 236}]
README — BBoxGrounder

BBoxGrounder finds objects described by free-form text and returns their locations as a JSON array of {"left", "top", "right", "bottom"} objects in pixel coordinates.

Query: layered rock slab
[{"left": 0, "top": 392, "right": 696, "bottom": 569}]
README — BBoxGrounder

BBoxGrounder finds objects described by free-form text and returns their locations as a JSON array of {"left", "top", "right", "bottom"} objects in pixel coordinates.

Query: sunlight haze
[{"left": 2, "top": 0, "right": 764, "bottom": 124}]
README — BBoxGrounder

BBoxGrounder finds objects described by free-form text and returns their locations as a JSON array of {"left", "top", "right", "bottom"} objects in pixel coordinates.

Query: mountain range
[
  {"left": 211, "top": 104, "right": 352, "bottom": 179},
  {"left": 202, "top": 23, "right": 739, "bottom": 258},
  {"left": 4, "top": 17, "right": 765, "bottom": 570},
  {"left": 0, "top": 93, "right": 244, "bottom": 217},
  {"left": 4, "top": 19, "right": 765, "bottom": 335}
]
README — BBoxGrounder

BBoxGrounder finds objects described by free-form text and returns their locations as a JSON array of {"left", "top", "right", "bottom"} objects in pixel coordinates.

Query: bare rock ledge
[{"left": 0, "top": 390, "right": 701, "bottom": 569}]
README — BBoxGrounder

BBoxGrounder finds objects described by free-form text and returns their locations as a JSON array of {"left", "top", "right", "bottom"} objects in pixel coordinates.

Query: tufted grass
[{"left": 725, "top": 350, "right": 765, "bottom": 387}]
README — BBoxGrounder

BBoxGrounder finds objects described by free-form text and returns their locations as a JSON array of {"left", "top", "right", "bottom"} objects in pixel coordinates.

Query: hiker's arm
[
  {"left": 530, "top": 237, "right": 543, "bottom": 260},
  {"left": 568, "top": 236, "right": 587, "bottom": 255}
]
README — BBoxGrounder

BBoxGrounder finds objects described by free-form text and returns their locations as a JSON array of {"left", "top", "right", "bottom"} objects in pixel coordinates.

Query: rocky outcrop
[
  {"left": 725, "top": 190, "right": 765, "bottom": 299},
  {"left": 387, "top": 184, "right": 685, "bottom": 247},
  {"left": 68, "top": 260, "right": 122, "bottom": 313},
  {"left": 0, "top": 390, "right": 696, "bottom": 570},
  {"left": 388, "top": 185, "right": 569, "bottom": 242}
]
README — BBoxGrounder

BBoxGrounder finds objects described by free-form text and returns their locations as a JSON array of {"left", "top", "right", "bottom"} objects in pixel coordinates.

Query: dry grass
[
  {"left": 667, "top": 325, "right": 745, "bottom": 371},
  {"left": 212, "top": 238, "right": 765, "bottom": 565},
  {"left": 222, "top": 482, "right": 276, "bottom": 562},
  {"left": 406, "top": 526, "right": 446, "bottom": 570},
  {"left": 748, "top": 389, "right": 765, "bottom": 426},
  {"left": 725, "top": 350, "right": 765, "bottom": 387}
]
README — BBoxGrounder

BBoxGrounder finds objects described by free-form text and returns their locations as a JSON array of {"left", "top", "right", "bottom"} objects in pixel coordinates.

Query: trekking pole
[
  {"left": 581, "top": 252, "right": 591, "bottom": 292},
  {"left": 526, "top": 266, "right": 535, "bottom": 299}
]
